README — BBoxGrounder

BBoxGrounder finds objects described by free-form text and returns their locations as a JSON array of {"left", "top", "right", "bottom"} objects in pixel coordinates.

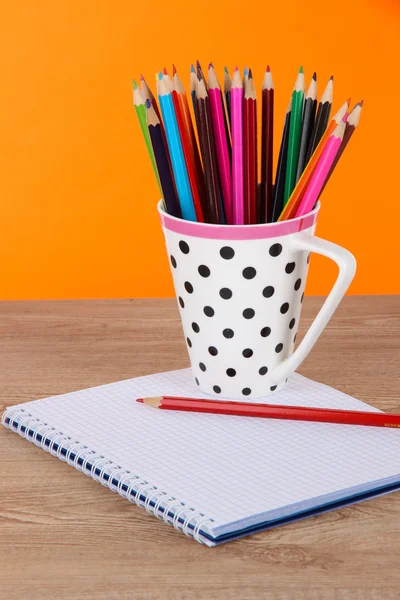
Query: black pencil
[
  {"left": 196, "top": 77, "right": 223, "bottom": 224},
  {"left": 305, "top": 76, "right": 333, "bottom": 164},
  {"left": 295, "top": 72, "right": 317, "bottom": 183},
  {"left": 146, "top": 100, "right": 181, "bottom": 218},
  {"left": 271, "top": 99, "right": 292, "bottom": 222}
]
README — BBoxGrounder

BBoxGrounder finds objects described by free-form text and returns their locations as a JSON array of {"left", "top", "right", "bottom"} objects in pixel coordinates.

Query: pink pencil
[
  {"left": 295, "top": 116, "right": 347, "bottom": 217},
  {"left": 231, "top": 67, "right": 244, "bottom": 224},
  {"left": 208, "top": 65, "right": 233, "bottom": 224}
]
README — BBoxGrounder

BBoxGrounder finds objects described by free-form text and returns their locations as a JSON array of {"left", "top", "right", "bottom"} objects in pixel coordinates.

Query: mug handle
[{"left": 271, "top": 232, "right": 356, "bottom": 384}]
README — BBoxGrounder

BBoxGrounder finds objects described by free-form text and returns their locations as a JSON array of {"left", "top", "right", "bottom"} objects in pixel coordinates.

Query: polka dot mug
[{"left": 159, "top": 201, "right": 356, "bottom": 400}]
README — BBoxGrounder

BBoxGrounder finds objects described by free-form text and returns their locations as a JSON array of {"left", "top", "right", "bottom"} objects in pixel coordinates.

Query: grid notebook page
[{"left": 4, "top": 369, "right": 400, "bottom": 535}]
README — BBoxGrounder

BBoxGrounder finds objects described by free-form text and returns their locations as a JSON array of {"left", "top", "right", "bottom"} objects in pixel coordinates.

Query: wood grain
[{"left": 1, "top": 296, "right": 399, "bottom": 600}]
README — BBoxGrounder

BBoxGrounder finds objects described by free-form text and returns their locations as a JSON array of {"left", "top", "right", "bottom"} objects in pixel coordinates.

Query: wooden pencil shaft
[
  {"left": 196, "top": 96, "right": 222, "bottom": 224},
  {"left": 261, "top": 88, "right": 274, "bottom": 222},
  {"left": 305, "top": 101, "right": 331, "bottom": 164},
  {"left": 284, "top": 87, "right": 304, "bottom": 205},
  {"left": 148, "top": 123, "right": 181, "bottom": 218},
  {"left": 319, "top": 124, "right": 355, "bottom": 195},
  {"left": 295, "top": 97, "right": 317, "bottom": 183},
  {"left": 244, "top": 97, "right": 258, "bottom": 224}
]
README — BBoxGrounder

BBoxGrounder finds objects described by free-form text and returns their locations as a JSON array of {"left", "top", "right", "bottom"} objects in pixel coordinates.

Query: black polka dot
[
  {"left": 301, "top": 292, "right": 305, "bottom": 303},
  {"left": 293, "top": 333, "right": 297, "bottom": 343},
  {"left": 199, "top": 362, "right": 206, "bottom": 372},
  {"left": 307, "top": 253, "right": 311, "bottom": 264},
  {"left": 285, "top": 262, "right": 296, "bottom": 274},
  {"left": 242, "top": 388, "right": 251, "bottom": 396},
  {"left": 294, "top": 278, "right": 302, "bottom": 291},
  {"left": 198, "top": 264, "right": 210, "bottom": 278},
  {"left": 280, "top": 302, "right": 289, "bottom": 314},
  {"left": 203, "top": 306, "right": 214, "bottom": 317},
  {"left": 179, "top": 240, "right": 190, "bottom": 254},
  {"left": 195, "top": 377, "right": 199, "bottom": 386},
  {"left": 186, "top": 337, "right": 192, "bottom": 348},
  {"left": 275, "top": 343, "right": 283, "bottom": 353},
  {"left": 223, "top": 328, "right": 234, "bottom": 339},
  {"left": 208, "top": 346, "right": 218, "bottom": 356},
  {"left": 192, "top": 322, "right": 200, "bottom": 333},
  {"left": 270, "top": 385, "right": 277, "bottom": 391},
  {"left": 184, "top": 281, "right": 193, "bottom": 294},
  {"left": 259, "top": 366, "right": 268, "bottom": 375},
  {"left": 219, "top": 287, "right": 232, "bottom": 299},
  {"left": 220, "top": 246, "right": 235, "bottom": 259},
  {"left": 242, "top": 308, "right": 255, "bottom": 319},
  {"left": 178, "top": 296, "right": 185, "bottom": 308},
  {"left": 269, "top": 243, "right": 282, "bottom": 257},
  {"left": 289, "top": 318, "right": 296, "bottom": 329},
  {"left": 226, "top": 368, "right": 236, "bottom": 377},
  {"left": 242, "top": 348, "right": 253, "bottom": 358},
  {"left": 170, "top": 255, "right": 177, "bottom": 268},
  {"left": 242, "top": 267, "right": 257, "bottom": 279},
  {"left": 262, "top": 286, "right": 274, "bottom": 298},
  {"left": 261, "top": 327, "right": 271, "bottom": 338},
  {"left": 213, "top": 385, "right": 221, "bottom": 394}
]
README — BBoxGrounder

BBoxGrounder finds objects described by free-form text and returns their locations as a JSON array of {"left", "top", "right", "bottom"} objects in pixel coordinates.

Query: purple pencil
[
  {"left": 208, "top": 65, "right": 233, "bottom": 224},
  {"left": 231, "top": 67, "right": 244, "bottom": 224}
]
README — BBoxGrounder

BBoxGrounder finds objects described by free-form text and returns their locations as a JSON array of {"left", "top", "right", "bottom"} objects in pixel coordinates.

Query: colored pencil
[
  {"left": 278, "top": 98, "right": 349, "bottom": 221},
  {"left": 146, "top": 101, "right": 181, "bottom": 218},
  {"left": 190, "top": 64, "right": 197, "bottom": 117},
  {"left": 283, "top": 66, "right": 305, "bottom": 205},
  {"left": 196, "top": 60, "right": 206, "bottom": 86},
  {"left": 261, "top": 66, "right": 274, "bottom": 222},
  {"left": 295, "top": 116, "right": 347, "bottom": 217},
  {"left": 137, "top": 396, "right": 400, "bottom": 429},
  {"left": 172, "top": 69, "right": 205, "bottom": 222},
  {"left": 157, "top": 75, "right": 197, "bottom": 221},
  {"left": 305, "top": 76, "right": 333, "bottom": 165},
  {"left": 195, "top": 77, "right": 223, "bottom": 224},
  {"left": 132, "top": 80, "right": 161, "bottom": 192},
  {"left": 139, "top": 74, "right": 162, "bottom": 122},
  {"left": 295, "top": 72, "right": 317, "bottom": 183},
  {"left": 320, "top": 101, "right": 363, "bottom": 194},
  {"left": 243, "top": 71, "right": 258, "bottom": 224},
  {"left": 208, "top": 66, "right": 233, "bottom": 224},
  {"left": 162, "top": 68, "right": 174, "bottom": 92},
  {"left": 231, "top": 67, "right": 244, "bottom": 224},
  {"left": 270, "top": 99, "right": 292, "bottom": 222},
  {"left": 224, "top": 66, "right": 232, "bottom": 127}
]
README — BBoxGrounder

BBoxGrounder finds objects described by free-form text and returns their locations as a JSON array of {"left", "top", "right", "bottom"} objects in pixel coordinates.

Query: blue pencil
[{"left": 157, "top": 74, "right": 197, "bottom": 222}]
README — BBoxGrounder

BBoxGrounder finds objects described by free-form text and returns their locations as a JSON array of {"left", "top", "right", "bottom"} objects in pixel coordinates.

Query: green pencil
[
  {"left": 133, "top": 80, "right": 161, "bottom": 192},
  {"left": 283, "top": 67, "right": 305, "bottom": 205}
]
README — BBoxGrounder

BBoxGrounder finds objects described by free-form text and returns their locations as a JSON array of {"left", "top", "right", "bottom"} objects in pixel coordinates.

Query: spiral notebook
[{"left": 3, "top": 368, "right": 400, "bottom": 546}]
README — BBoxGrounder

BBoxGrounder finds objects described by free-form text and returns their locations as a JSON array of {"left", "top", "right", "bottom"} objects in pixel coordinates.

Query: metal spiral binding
[{"left": 2, "top": 407, "right": 214, "bottom": 544}]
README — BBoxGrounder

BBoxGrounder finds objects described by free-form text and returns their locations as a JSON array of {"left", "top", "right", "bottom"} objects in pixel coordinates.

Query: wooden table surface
[{"left": 1, "top": 296, "right": 400, "bottom": 600}]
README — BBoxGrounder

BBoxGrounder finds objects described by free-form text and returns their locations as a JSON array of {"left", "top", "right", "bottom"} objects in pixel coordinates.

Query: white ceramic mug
[{"left": 159, "top": 201, "right": 356, "bottom": 399}]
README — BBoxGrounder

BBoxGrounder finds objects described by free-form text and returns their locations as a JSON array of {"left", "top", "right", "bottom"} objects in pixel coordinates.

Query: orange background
[{"left": 0, "top": 0, "right": 399, "bottom": 300}]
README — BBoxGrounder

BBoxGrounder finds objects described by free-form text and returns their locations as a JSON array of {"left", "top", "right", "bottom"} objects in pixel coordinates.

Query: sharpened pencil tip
[
  {"left": 342, "top": 112, "right": 348, "bottom": 123},
  {"left": 190, "top": 64, "right": 195, "bottom": 73},
  {"left": 224, "top": 66, "right": 229, "bottom": 74},
  {"left": 312, "top": 72, "right": 317, "bottom": 81},
  {"left": 244, "top": 66, "right": 249, "bottom": 75},
  {"left": 145, "top": 99, "right": 151, "bottom": 109},
  {"left": 132, "top": 79, "right": 138, "bottom": 90},
  {"left": 358, "top": 100, "right": 364, "bottom": 107},
  {"left": 136, "top": 398, "right": 144, "bottom": 403},
  {"left": 172, "top": 64, "right": 177, "bottom": 76},
  {"left": 266, "top": 65, "right": 270, "bottom": 72},
  {"left": 347, "top": 97, "right": 351, "bottom": 105},
  {"left": 299, "top": 66, "right": 304, "bottom": 73},
  {"left": 330, "top": 75, "right": 334, "bottom": 81},
  {"left": 139, "top": 73, "right": 145, "bottom": 81},
  {"left": 248, "top": 68, "right": 253, "bottom": 78},
  {"left": 157, "top": 72, "right": 163, "bottom": 81},
  {"left": 208, "top": 62, "right": 214, "bottom": 69},
  {"left": 163, "top": 67, "right": 168, "bottom": 75},
  {"left": 234, "top": 66, "right": 239, "bottom": 71},
  {"left": 196, "top": 59, "right": 202, "bottom": 70}
]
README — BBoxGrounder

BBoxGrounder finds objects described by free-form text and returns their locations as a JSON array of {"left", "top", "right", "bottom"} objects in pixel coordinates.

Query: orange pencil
[
  {"left": 173, "top": 65, "right": 206, "bottom": 213},
  {"left": 278, "top": 99, "right": 350, "bottom": 221},
  {"left": 172, "top": 69, "right": 205, "bottom": 222}
]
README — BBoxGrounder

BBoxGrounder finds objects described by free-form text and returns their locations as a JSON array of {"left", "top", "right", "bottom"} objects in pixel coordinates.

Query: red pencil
[
  {"left": 243, "top": 70, "right": 258, "bottom": 224},
  {"left": 137, "top": 396, "right": 400, "bottom": 429}
]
